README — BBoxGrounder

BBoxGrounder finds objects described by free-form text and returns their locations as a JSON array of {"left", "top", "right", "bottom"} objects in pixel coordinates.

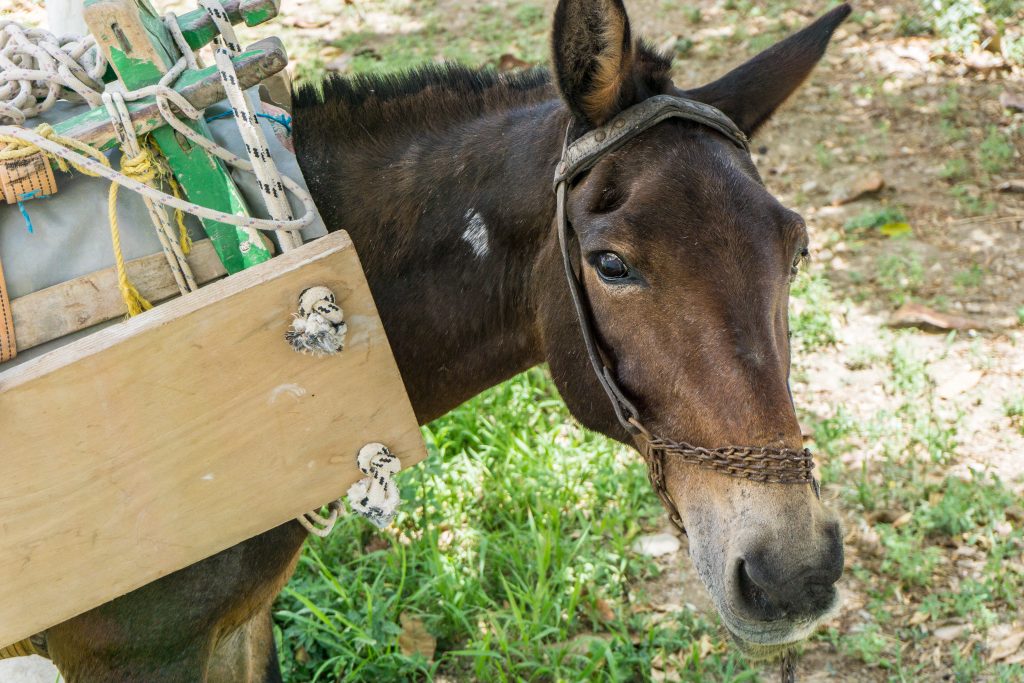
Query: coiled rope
[{"left": 0, "top": 21, "right": 106, "bottom": 124}]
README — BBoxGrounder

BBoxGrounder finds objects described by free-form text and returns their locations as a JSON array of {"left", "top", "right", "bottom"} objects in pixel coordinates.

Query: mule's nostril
[{"left": 736, "top": 560, "right": 783, "bottom": 620}]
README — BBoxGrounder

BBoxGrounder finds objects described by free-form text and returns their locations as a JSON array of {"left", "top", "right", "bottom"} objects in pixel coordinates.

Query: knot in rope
[
  {"left": 285, "top": 286, "right": 347, "bottom": 355},
  {"left": 347, "top": 443, "right": 402, "bottom": 529}
]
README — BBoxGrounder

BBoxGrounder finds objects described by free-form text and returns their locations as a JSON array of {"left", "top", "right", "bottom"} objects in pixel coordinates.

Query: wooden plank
[
  {"left": 10, "top": 239, "right": 226, "bottom": 353},
  {"left": 53, "top": 38, "right": 288, "bottom": 153},
  {"left": 0, "top": 231, "right": 425, "bottom": 649}
]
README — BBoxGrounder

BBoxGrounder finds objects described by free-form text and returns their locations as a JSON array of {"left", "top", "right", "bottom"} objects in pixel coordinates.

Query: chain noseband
[{"left": 553, "top": 95, "right": 817, "bottom": 532}]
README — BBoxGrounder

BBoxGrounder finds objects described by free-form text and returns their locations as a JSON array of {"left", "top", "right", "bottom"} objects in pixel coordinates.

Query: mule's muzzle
[{"left": 730, "top": 520, "right": 844, "bottom": 625}]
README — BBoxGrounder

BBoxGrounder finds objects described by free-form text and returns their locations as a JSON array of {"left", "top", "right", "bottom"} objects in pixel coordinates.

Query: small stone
[
  {"left": 830, "top": 170, "right": 885, "bottom": 205},
  {"left": 801, "top": 180, "right": 820, "bottom": 194},
  {"left": 633, "top": 533, "right": 681, "bottom": 558},
  {"left": 934, "top": 624, "right": 970, "bottom": 641},
  {"left": 996, "top": 180, "right": 1024, "bottom": 194},
  {"left": 1000, "top": 90, "right": 1024, "bottom": 112}
]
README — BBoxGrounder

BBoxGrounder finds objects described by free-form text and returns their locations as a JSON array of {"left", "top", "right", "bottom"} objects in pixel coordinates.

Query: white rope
[
  {"left": 0, "top": 20, "right": 106, "bottom": 124},
  {"left": 299, "top": 444, "right": 404, "bottom": 536},
  {"left": 346, "top": 443, "right": 402, "bottom": 529},
  {"left": 285, "top": 285, "right": 347, "bottom": 355},
  {"left": 0, "top": 125, "right": 317, "bottom": 233},
  {"left": 199, "top": 0, "right": 302, "bottom": 252},
  {"left": 296, "top": 499, "right": 344, "bottom": 537},
  {"left": 0, "top": 12, "right": 317, "bottom": 236},
  {"left": 163, "top": 13, "right": 201, "bottom": 71}
]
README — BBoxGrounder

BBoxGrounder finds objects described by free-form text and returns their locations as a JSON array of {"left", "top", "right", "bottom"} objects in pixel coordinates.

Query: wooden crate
[{"left": 0, "top": 231, "right": 425, "bottom": 648}]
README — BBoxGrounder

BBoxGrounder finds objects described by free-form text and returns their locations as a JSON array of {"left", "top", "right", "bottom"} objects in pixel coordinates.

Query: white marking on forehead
[{"left": 462, "top": 209, "right": 490, "bottom": 258}]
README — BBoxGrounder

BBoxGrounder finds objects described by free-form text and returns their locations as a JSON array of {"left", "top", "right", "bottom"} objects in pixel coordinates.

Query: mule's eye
[
  {"left": 790, "top": 247, "right": 810, "bottom": 280},
  {"left": 594, "top": 252, "right": 630, "bottom": 281}
]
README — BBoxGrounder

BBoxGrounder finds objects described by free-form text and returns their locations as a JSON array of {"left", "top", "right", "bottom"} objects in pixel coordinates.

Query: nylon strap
[{"left": 0, "top": 251, "right": 16, "bottom": 363}]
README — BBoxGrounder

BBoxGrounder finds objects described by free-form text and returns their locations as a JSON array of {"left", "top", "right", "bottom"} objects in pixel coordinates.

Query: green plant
[
  {"left": 940, "top": 157, "right": 969, "bottom": 181},
  {"left": 813, "top": 142, "right": 835, "bottom": 170},
  {"left": 953, "top": 264, "right": 985, "bottom": 290},
  {"left": 844, "top": 206, "right": 908, "bottom": 233},
  {"left": 789, "top": 272, "right": 839, "bottom": 350},
  {"left": 1006, "top": 395, "right": 1024, "bottom": 434},
  {"left": 877, "top": 249, "right": 924, "bottom": 305},
  {"left": 979, "top": 126, "right": 1014, "bottom": 175},
  {"left": 951, "top": 185, "right": 995, "bottom": 216}
]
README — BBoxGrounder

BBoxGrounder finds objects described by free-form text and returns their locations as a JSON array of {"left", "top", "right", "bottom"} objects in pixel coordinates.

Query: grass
[
  {"left": 266, "top": 3, "right": 1023, "bottom": 679},
  {"left": 274, "top": 369, "right": 763, "bottom": 682},
  {"left": 876, "top": 247, "right": 924, "bottom": 305},
  {"left": 274, "top": 254, "right": 1024, "bottom": 680},
  {"left": 1006, "top": 395, "right": 1024, "bottom": 435}
]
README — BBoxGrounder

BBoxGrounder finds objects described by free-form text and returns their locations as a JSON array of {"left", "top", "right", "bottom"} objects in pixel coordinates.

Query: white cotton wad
[
  {"left": 347, "top": 443, "right": 402, "bottom": 528},
  {"left": 285, "top": 286, "right": 347, "bottom": 355}
]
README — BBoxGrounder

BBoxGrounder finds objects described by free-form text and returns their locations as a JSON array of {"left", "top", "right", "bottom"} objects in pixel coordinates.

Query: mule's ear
[
  {"left": 552, "top": 0, "right": 636, "bottom": 127},
  {"left": 683, "top": 3, "right": 851, "bottom": 137}
]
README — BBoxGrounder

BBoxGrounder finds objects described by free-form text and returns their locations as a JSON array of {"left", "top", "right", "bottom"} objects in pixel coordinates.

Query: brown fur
[{"left": 41, "top": 2, "right": 851, "bottom": 679}]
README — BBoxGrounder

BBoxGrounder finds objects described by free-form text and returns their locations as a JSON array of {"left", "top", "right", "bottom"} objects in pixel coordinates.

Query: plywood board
[{"left": 0, "top": 231, "right": 425, "bottom": 648}]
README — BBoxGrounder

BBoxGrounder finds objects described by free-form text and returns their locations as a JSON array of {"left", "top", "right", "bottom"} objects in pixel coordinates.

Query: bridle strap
[
  {"left": 553, "top": 95, "right": 816, "bottom": 532},
  {"left": 553, "top": 94, "right": 749, "bottom": 190}
]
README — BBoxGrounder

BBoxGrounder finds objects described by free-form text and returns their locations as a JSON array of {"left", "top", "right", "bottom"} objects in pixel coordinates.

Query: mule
[{"left": 40, "top": 1, "right": 850, "bottom": 679}]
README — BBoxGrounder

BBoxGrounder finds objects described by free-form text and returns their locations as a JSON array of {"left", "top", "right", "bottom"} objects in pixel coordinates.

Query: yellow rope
[
  {"left": 109, "top": 147, "right": 157, "bottom": 316},
  {"left": 0, "top": 123, "right": 108, "bottom": 176},
  {"left": 1, "top": 124, "right": 155, "bottom": 317},
  {"left": 166, "top": 164, "right": 191, "bottom": 255}
]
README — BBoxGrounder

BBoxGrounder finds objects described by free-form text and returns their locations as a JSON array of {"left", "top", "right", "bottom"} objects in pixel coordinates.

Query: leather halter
[{"left": 552, "top": 95, "right": 816, "bottom": 531}]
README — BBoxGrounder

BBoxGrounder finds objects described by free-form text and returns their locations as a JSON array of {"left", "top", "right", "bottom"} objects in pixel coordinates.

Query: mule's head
[{"left": 539, "top": 0, "right": 850, "bottom": 658}]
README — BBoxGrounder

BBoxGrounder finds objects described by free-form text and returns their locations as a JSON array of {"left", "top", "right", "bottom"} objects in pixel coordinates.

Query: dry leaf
[
  {"left": 698, "top": 633, "right": 717, "bottom": 659},
  {"left": 988, "top": 627, "right": 1024, "bottom": 662},
  {"left": 398, "top": 613, "right": 436, "bottom": 661},
  {"left": 892, "top": 512, "right": 913, "bottom": 528},
  {"left": 595, "top": 598, "right": 615, "bottom": 622},
  {"left": 887, "top": 303, "right": 987, "bottom": 333},
  {"left": 909, "top": 611, "right": 930, "bottom": 626},
  {"left": 497, "top": 53, "right": 531, "bottom": 71}
]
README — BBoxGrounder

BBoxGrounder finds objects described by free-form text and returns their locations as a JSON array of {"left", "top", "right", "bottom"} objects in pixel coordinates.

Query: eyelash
[{"left": 790, "top": 247, "right": 810, "bottom": 281}]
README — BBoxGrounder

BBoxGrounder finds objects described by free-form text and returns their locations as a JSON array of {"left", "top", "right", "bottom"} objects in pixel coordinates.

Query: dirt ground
[{"left": 3, "top": 0, "right": 1022, "bottom": 681}]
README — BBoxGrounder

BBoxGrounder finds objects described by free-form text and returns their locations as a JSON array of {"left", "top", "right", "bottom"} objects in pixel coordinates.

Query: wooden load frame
[{"left": 0, "top": 0, "right": 426, "bottom": 650}]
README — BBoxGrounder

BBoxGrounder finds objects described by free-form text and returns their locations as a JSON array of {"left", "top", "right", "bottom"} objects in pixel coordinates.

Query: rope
[
  {"left": 346, "top": 443, "right": 402, "bottom": 529},
  {"left": 103, "top": 91, "right": 197, "bottom": 297},
  {"left": 285, "top": 286, "right": 347, "bottom": 355},
  {"left": 0, "top": 21, "right": 106, "bottom": 124},
  {"left": 0, "top": 121, "right": 106, "bottom": 174},
  {"left": 198, "top": 0, "right": 302, "bottom": 252}
]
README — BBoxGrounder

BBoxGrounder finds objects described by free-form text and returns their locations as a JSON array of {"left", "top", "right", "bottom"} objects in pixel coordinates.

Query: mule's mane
[
  {"left": 292, "top": 42, "right": 673, "bottom": 141},
  {"left": 292, "top": 64, "right": 556, "bottom": 141}
]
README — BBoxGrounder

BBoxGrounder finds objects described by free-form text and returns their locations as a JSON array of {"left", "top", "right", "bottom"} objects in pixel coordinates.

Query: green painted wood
[
  {"left": 53, "top": 39, "right": 288, "bottom": 153},
  {"left": 83, "top": 0, "right": 272, "bottom": 273},
  {"left": 175, "top": 0, "right": 281, "bottom": 51}
]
